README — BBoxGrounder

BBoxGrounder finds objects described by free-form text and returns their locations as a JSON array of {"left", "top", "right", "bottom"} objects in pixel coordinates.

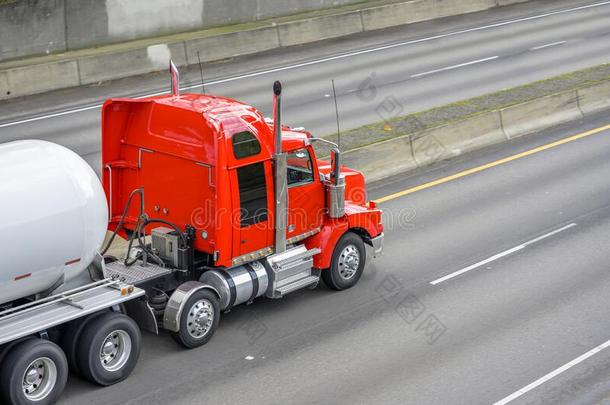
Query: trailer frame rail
[{"left": 0, "top": 278, "right": 144, "bottom": 346}]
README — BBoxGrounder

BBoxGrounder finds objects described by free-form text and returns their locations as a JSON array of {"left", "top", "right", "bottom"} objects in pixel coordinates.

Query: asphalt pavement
[
  {"left": 54, "top": 109, "right": 610, "bottom": 405},
  {"left": 1, "top": 1, "right": 610, "bottom": 403},
  {"left": 0, "top": 0, "right": 609, "bottom": 173}
]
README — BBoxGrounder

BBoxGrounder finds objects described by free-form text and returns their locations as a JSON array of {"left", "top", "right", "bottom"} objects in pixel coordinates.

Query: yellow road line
[{"left": 375, "top": 124, "right": 610, "bottom": 204}]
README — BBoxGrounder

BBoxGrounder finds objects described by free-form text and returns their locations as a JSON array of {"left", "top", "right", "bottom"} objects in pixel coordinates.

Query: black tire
[
  {"left": 60, "top": 311, "right": 107, "bottom": 375},
  {"left": 171, "top": 289, "right": 220, "bottom": 349},
  {"left": 0, "top": 338, "right": 68, "bottom": 405},
  {"left": 76, "top": 312, "right": 141, "bottom": 386},
  {"left": 322, "top": 232, "right": 366, "bottom": 291},
  {"left": 0, "top": 336, "right": 36, "bottom": 367}
]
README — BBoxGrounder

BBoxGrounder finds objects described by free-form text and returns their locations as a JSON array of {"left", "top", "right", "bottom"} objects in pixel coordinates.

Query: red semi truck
[{"left": 0, "top": 64, "right": 383, "bottom": 404}]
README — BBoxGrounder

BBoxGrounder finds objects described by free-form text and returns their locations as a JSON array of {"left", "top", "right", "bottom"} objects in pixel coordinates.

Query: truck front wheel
[
  {"left": 0, "top": 338, "right": 68, "bottom": 405},
  {"left": 322, "top": 232, "right": 366, "bottom": 291},
  {"left": 76, "top": 312, "right": 141, "bottom": 386}
]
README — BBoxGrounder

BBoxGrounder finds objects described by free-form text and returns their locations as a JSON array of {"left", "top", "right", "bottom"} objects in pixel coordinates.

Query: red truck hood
[{"left": 317, "top": 160, "right": 368, "bottom": 206}]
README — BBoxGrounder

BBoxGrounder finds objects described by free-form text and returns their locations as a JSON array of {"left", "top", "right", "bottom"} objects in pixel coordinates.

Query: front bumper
[{"left": 368, "top": 232, "right": 384, "bottom": 258}]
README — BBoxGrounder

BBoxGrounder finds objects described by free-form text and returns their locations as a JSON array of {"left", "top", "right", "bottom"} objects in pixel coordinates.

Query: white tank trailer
[
  {"left": 0, "top": 141, "right": 148, "bottom": 405},
  {"left": 0, "top": 140, "right": 108, "bottom": 304}
]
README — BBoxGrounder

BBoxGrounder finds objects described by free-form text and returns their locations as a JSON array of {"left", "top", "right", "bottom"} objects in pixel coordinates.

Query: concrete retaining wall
[
  {"left": 0, "top": 0, "right": 365, "bottom": 62},
  {"left": 0, "top": 0, "right": 536, "bottom": 100},
  {"left": 0, "top": 0, "right": 66, "bottom": 62},
  {"left": 340, "top": 84, "right": 610, "bottom": 183}
]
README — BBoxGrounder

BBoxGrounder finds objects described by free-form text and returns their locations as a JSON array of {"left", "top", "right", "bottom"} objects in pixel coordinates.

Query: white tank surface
[{"left": 0, "top": 140, "right": 108, "bottom": 305}]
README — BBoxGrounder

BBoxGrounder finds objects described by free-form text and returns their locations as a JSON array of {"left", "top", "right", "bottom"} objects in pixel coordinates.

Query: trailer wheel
[
  {"left": 322, "top": 232, "right": 366, "bottom": 291},
  {"left": 76, "top": 312, "right": 141, "bottom": 386},
  {"left": 171, "top": 289, "right": 220, "bottom": 349},
  {"left": 60, "top": 311, "right": 106, "bottom": 375},
  {"left": 0, "top": 338, "right": 68, "bottom": 405}
]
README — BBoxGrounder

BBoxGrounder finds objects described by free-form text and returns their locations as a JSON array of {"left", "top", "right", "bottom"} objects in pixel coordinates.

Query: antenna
[
  {"left": 197, "top": 51, "right": 206, "bottom": 95},
  {"left": 331, "top": 79, "right": 341, "bottom": 150}
]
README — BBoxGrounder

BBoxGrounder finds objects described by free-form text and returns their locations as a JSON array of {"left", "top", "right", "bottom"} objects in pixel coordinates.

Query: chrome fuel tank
[{"left": 199, "top": 262, "right": 269, "bottom": 310}]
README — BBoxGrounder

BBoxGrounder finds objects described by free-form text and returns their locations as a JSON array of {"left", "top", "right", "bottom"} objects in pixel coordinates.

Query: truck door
[
  {"left": 230, "top": 160, "right": 274, "bottom": 257},
  {"left": 286, "top": 147, "right": 325, "bottom": 239}
]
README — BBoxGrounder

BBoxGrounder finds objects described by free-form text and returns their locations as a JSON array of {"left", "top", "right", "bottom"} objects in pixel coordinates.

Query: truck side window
[
  {"left": 287, "top": 149, "right": 314, "bottom": 187},
  {"left": 236, "top": 162, "right": 268, "bottom": 227},
  {"left": 233, "top": 131, "right": 261, "bottom": 159}
]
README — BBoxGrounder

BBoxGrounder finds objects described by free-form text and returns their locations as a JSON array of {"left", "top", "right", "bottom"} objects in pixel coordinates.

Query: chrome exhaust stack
[
  {"left": 327, "top": 148, "right": 345, "bottom": 218},
  {"left": 273, "top": 81, "right": 288, "bottom": 254},
  {"left": 169, "top": 60, "right": 180, "bottom": 97}
]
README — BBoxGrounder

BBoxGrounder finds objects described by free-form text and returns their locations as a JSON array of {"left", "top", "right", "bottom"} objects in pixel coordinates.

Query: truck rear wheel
[
  {"left": 322, "top": 232, "right": 366, "bottom": 291},
  {"left": 171, "top": 289, "right": 220, "bottom": 349},
  {"left": 76, "top": 312, "right": 141, "bottom": 386},
  {"left": 0, "top": 338, "right": 68, "bottom": 405}
]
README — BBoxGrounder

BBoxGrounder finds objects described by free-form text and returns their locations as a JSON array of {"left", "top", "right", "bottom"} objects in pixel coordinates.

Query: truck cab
[
  {"left": 101, "top": 74, "right": 383, "bottom": 347},
  {"left": 0, "top": 69, "right": 383, "bottom": 405},
  {"left": 102, "top": 92, "right": 383, "bottom": 272}
]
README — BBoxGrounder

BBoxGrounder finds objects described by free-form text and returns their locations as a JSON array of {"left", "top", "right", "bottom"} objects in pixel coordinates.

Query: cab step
[
  {"left": 275, "top": 275, "right": 319, "bottom": 297},
  {"left": 264, "top": 245, "right": 320, "bottom": 299}
]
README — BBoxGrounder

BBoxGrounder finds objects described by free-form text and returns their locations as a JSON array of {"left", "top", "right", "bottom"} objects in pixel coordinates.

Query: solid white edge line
[
  {"left": 429, "top": 223, "right": 577, "bottom": 285},
  {"left": 2, "top": 1, "right": 609, "bottom": 129},
  {"left": 0, "top": 103, "right": 104, "bottom": 128},
  {"left": 493, "top": 339, "right": 610, "bottom": 405},
  {"left": 530, "top": 40, "right": 567, "bottom": 51},
  {"left": 411, "top": 56, "right": 499, "bottom": 78}
]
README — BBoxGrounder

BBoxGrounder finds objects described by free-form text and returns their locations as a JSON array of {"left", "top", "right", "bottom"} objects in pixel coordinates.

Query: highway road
[
  {"left": 1, "top": 1, "right": 610, "bottom": 404},
  {"left": 0, "top": 0, "right": 609, "bottom": 173},
  {"left": 57, "top": 109, "right": 610, "bottom": 405}
]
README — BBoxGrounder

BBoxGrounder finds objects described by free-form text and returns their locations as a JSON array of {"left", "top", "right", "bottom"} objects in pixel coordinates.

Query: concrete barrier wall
[
  {"left": 0, "top": 0, "right": 365, "bottom": 62},
  {"left": 343, "top": 136, "right": 419, "bottom": 184},
  {"left": 412, "top": 111, "right": 504, "bottom": 166},
  {"left": 78, "top": 43, "right": 188, "bottom": 85},
  {"left": 500, "top": 91, "right": 583, "bottom": 139},
  {"left": 185, "top": 27, "right": 279, "bottom": 65},
  {"left": 342, "top": 84, "right": 610, "bottom": 182},
  {"left": 496, "top": 0, "right": 531, "bottom": 5},
  {"left": 0, "top": 60, "right": 80, "bottom": 99},
  {"left": 577, "top": 81, "right": 610, "bottom": 115},
  {"left": 361, "top": 0, "right": 496, "bottom": 31},
  {"left": 278, "top": 11, "right": 363, "bottom": 47}
]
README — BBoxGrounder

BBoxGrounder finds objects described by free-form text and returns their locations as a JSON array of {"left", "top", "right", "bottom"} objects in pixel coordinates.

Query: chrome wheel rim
[
  {"left": 22, "top": 357, "right": 57, "bottom": 401},
  {"left": 186, "top": 299, "right": 214, "bottom": 339},
  {"left": 338, "top": 244, "right": 360, "bottom": 280},
  {"left": 99, "top": 330, "right": 132, "bottom": 372}
]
